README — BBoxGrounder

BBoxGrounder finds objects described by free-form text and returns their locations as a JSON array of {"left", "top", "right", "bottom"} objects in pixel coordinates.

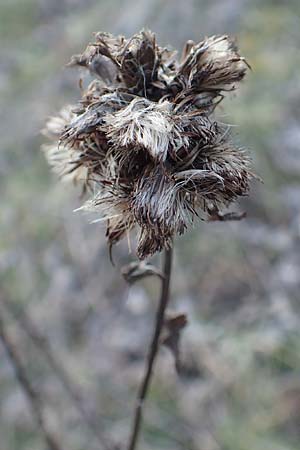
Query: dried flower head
[{"left": 42, "top": 30, "right": 253, "bottom": 259}]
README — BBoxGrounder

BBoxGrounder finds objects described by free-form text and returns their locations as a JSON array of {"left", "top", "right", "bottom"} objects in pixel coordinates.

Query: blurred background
[{"left": 1, "top": 0, "right": 300, "bottom": 449}]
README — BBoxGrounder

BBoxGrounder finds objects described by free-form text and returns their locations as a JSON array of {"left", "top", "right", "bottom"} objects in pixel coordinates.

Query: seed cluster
[{"left": 43, "top": 30, "right": 253, "bottom": 259}]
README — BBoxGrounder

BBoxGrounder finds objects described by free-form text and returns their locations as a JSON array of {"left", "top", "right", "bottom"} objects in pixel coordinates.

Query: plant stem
[
  {"left": 0, "top": 293, "right": 111, "bottom": 450},
  {"left": 0, "top": 310, "right": 62, "bottom": 450},
  {"left": 127, "top": 246, "right": 173, "bottom": 450}
]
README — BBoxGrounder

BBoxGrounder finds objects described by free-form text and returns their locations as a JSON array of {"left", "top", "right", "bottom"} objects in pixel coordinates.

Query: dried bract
[{"left": 42, "top": 30, "right": 253, "bottom": 259}]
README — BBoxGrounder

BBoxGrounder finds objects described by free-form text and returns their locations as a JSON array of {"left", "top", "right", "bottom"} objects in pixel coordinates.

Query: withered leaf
[
  {"left": 121, "top": 261, "right": 164, "bottom": 284},
  {"left": 161, "top": 312, "right": 188, "bottom": 374},
  {"left": 208, "top": 206, "right": 247, "bottom": 222}
]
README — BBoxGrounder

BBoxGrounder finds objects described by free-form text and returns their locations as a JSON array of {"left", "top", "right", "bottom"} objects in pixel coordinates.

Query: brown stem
[
  {"left": 127, "top": 246, "right": 173, "bottom": 450},
  {"left": 0, "top": 294, "right": 112, "bottom": 450},
  {"left": 0, "top": 311, "right": 62, "bottom": 450}
]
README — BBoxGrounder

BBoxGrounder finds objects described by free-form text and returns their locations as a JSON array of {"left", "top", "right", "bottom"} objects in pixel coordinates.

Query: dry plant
[
  {"left": 0, "top": 304, "right": 62, "bottom": 450},
  {"left": 41, "top": 29, "right": 253, "bottom": 450}
]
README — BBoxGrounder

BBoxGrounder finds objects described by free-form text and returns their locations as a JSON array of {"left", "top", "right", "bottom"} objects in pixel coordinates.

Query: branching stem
[{"left": 0, "top": 311, "right": 62, "bottom": 450}]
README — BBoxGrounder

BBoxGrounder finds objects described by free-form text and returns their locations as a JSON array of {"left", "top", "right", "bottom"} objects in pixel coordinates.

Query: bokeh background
[{"left": 1, "top": 0, "right": 300, "bottom": 449}]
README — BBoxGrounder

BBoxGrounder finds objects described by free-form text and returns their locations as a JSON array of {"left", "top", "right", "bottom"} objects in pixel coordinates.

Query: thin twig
[
  {"left": 0, "top": 311, "right": 63, "bottom": 450},
  {"left": 0, "top": 295, "right": 111, "bottom": 450},
  {"left": 127, "top": 246, "right": 173, "bottom": 450}
]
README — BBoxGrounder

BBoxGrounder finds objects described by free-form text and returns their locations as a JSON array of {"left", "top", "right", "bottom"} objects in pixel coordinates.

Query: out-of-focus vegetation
[{"left": 1, "top": 1, "right": 300, "bottom": 449}]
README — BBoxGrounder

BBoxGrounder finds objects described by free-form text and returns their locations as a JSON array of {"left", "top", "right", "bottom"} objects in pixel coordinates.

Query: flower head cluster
[{"left": 42, "top": 30, "right": 253, "bottom": 259}]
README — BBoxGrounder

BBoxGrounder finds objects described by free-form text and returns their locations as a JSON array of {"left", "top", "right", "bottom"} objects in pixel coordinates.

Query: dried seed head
[
  {"left": 42, "top": 107, "right": 89, "bottom": 186},
  {"left": 42, "top": 29, "right": 254, "bottom": 259}
]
